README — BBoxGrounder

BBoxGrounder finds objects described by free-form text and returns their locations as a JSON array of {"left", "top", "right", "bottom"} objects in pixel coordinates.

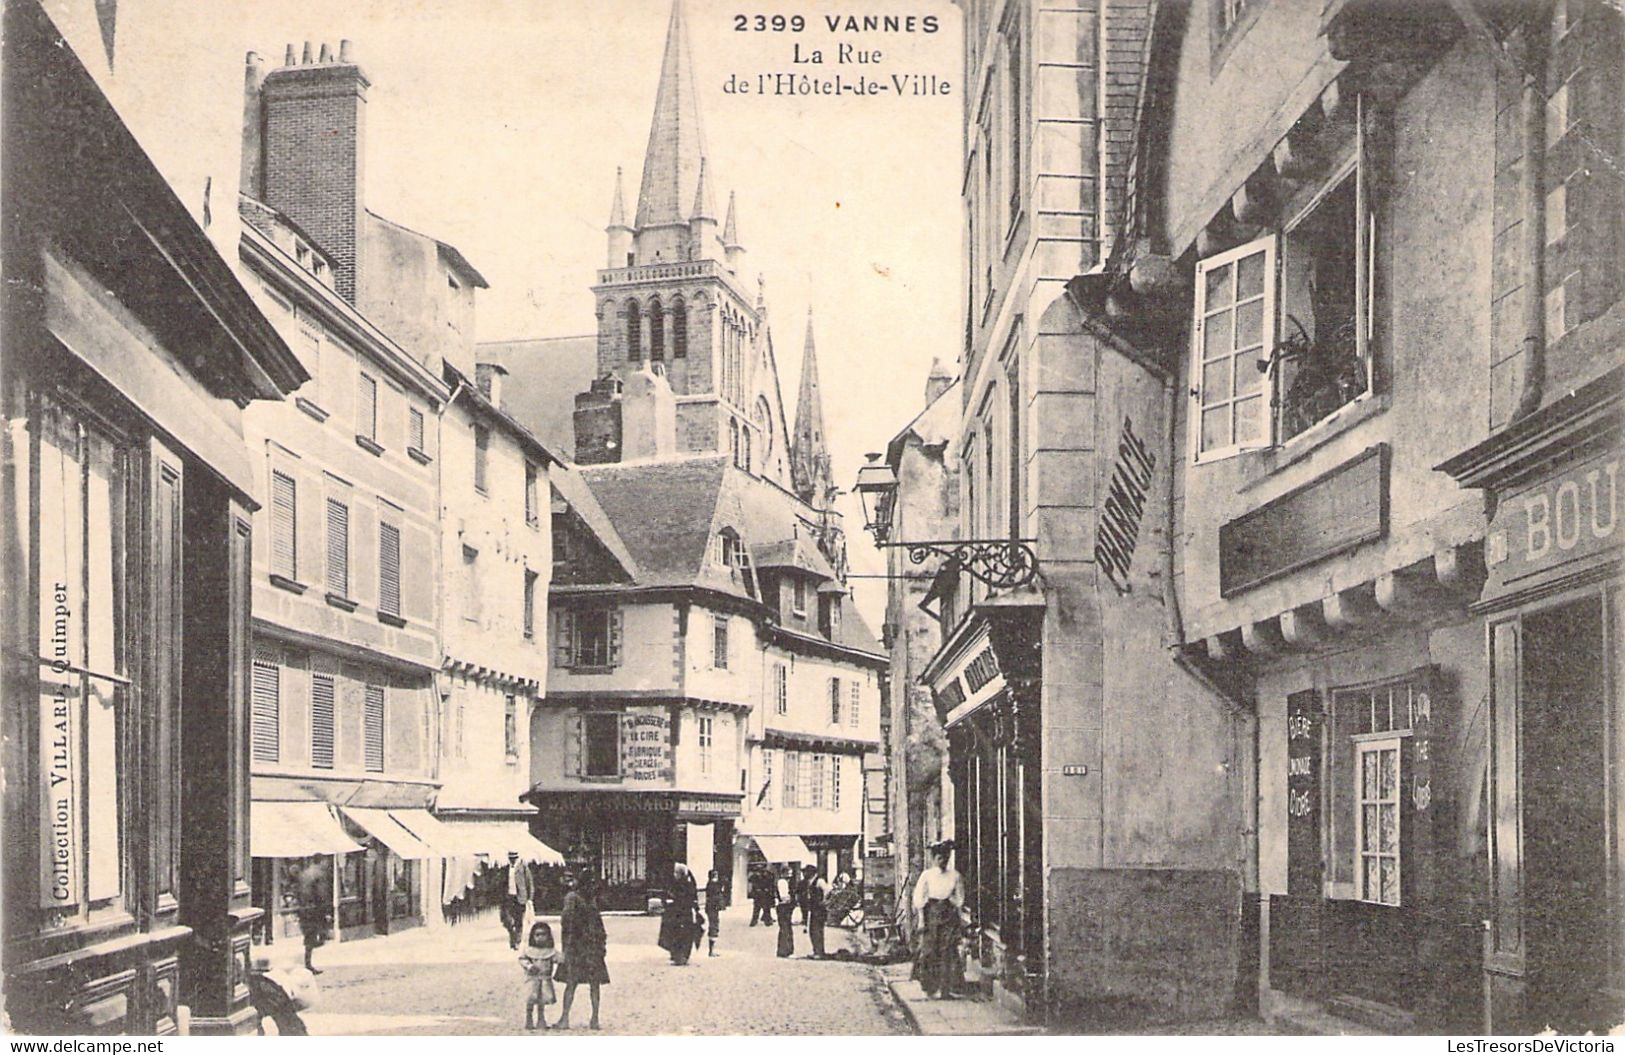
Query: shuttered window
[
  {"left": 270, "top": 471, "right": 297, "bottom": 579},
  {"left": 408, "top": 406, "right": 426, "bottom": 453},
  {"left": 358, "top": 373, "right": 378, "bottom": 442},
  {"left": 311, "top": 673, "right": 336, "bottom": 769},
  {"left": 378, "top": 522, "right": 402, "bottom": 618},
  {"left": 849, "top": 682, "right": 861, "bottom": 728},
  {"left": 251, "top": 657, "right": 280, "bottom": 763},
  {"left": 326, "top": 498, "right": 349, "bottom": 595},
  {"left": 364, "top": 684, "right": 385, "bottom": 772},
  {"left": 560, "top": 609, "right": 621, "bottom": 668}
]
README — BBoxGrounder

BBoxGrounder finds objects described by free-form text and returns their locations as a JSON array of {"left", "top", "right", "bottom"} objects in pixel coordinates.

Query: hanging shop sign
[{"left": 1095, "top": 416, "right": 1157, "bottom": 594}]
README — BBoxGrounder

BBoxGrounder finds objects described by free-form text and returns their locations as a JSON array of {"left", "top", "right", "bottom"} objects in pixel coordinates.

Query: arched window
[
  {"left": 672, "top": 299, "right": 688, "bottom": 359},
  {"left": 626, "top": 301, "right": 642, "bottom": 360},
  {"left": 728, "top": 418, "right": 740, "bottom": 467},
  {"left": 741, "top": 426, "right": 753, "bottom": 473},
  {"left": 754, "top": 396, "right": 773, "bottom": 458},
  {"left": 649, "top": 300, "right": 665, "bottom": 362}
]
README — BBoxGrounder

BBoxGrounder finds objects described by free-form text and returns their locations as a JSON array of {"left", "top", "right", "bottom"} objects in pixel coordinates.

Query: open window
[{"left": 1192, "top": 104, "right": 1377, "bottom": 462}]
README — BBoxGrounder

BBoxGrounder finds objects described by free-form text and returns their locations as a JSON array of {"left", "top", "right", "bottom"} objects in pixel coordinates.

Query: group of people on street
[
  {"left": 747, "top": 861, "right": 838, "bottom": 960},
  {"left": 517, "top": 868, "right": 610, "bottom": 1031},
  {"left": 657, "top": 865, "right": 728, "bottom": 964}
]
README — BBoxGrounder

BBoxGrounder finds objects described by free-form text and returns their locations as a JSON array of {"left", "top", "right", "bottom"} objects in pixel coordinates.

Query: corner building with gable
[{"left": 494, "top": 2, "right": 885, "bottom": 910}]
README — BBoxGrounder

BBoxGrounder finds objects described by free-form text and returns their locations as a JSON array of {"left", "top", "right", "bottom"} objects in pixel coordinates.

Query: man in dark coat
[
  {"left": 295, "top": 859, "right": 330, "bottom": 975},
  {"left": 802, "top": 864, "right": 830, "bottom": 958},
  {"left": 749, "top": 868, "right": 775, "bottom": 926}
]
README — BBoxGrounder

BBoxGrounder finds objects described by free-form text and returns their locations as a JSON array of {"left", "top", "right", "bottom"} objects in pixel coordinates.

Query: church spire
[
  {"left": 606, "top": 166, "right": 632, "bottom": 267},
  {"left": 790, "top": 311, "right": 833, "bottom": 508},
  {"left": 634, "top": 0, "right": 708, "bottom": 258}
]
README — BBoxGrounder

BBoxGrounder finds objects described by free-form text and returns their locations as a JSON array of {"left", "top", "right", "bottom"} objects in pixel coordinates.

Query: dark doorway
[{"left": 1521, "top": 597, "right": 1611, "bottom": 1033}]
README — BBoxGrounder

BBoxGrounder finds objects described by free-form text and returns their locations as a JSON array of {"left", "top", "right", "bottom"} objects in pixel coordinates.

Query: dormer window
[{"left": 716, "top": 528, "right": 743, "bottom": 574}]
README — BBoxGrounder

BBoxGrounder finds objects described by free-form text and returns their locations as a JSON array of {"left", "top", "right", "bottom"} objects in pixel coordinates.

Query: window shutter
[
  {"left": 850, "top": 682, "right": 861, "bottom": 728},
  {"left": 311, "top": 673, "right": 336, "bottom": 769},
  {"left": 555, "top": 610, "right": 575, "bottom": 667},
  {"left": 565, "top": 711, "right": 583, "bottom": 777},
  {"left": 364, "top": 684, "right": 385, "bottom": 772},
  {"left": 830, "top": 677, "right": 842, "bottom": 725},
  {"left": 326, "top": 498, "right": 349, "bottom": 595},
  {"left": 609, "top": 609, "right": 624, "bottom": 667},
  {"left": 358, "top": 373, "right": 377, "bottom": 440},
  {"left": 251, "top": 657, "right": 280, "bottom": 763},
  {"left": 270, "top": 471, "right": 297, "bottom": 579},
  {"left": 378, "top": 522, "right": 402, "bottom": 617},
  {"left": 409, "top": 406, "right": 426, "bottom": 452}
]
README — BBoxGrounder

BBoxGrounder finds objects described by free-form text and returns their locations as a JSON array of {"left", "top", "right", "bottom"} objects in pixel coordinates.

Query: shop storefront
[
  {"left": 526, "top": 790, "right": 740, "bottom": 911},
  {"left": 1439, "top": 366, "right": 1624, "bottom": 1034},
  {"left": 923, "top": 602, "right": 1043, "bottom": 1011}
]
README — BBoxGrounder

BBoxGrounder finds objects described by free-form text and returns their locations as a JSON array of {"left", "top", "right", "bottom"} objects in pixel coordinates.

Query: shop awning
[
  {"left": 433, "top": 817, "right": 564, "bottom": 865},
  {"left": 251, "top": 801, "right": 363, "bottom": 859},
  {"left": 340, "top": 807, "right": 433, "bottom": 859},
  {"left": 746, "top": 834, "right": 813, "bottom": 863},
  {"left": 387, "top": 809, "right": 465, "bottom": 856}
]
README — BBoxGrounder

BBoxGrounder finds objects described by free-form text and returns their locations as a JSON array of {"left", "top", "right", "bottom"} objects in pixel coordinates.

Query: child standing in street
[{"left": 519, "top": 920, "right": 559, "bottom": 1030}]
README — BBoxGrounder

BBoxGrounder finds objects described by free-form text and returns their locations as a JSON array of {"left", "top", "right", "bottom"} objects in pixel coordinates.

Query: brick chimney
[
  {"left": 573, "top": 376, "right": 624, "bottom": 465},
  {"left": 475, "top": 361, "right": 507, "bottom": 406},
  {"left": 257, "top": 40, "right": 369, "bottom": 303}
]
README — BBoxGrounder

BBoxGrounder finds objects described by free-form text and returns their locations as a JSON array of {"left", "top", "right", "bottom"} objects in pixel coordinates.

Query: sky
[{"left": 59, "top": 0, "right": 965, "bottom": 626}]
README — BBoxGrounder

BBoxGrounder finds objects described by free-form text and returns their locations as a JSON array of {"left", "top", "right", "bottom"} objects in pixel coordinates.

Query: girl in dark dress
[
  {"left": 554, "top": 873, "right": 608, "bottom": 1030},
  {"left": 658, "top": 863, "right": 701, "bottom": 965}
]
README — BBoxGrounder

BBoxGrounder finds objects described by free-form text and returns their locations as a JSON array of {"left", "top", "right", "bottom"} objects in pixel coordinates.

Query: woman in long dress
[
  {"left": 912, "top": 840, "right": 965, "bottom": 999},
  {"left": 658, "top": 863, "right": 700, "bottom": 965},
  {"left": 554, "top": 873, "right": 609, "bottom": 1030}
]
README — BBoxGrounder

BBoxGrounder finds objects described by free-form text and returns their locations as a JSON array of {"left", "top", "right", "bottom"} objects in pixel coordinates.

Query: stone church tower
[{"left": 574, "top": 0, "right": 797, "bottom": 487}]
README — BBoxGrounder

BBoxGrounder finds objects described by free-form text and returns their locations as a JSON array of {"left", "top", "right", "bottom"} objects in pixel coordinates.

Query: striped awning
[{"left": 251, "top": 801, "right": 363, "bottom": 859}]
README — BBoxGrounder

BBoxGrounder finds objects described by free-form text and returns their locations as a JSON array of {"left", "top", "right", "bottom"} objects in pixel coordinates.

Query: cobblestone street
[{"left": 285, "top": 906, "right": 911, "bottom": 1036}]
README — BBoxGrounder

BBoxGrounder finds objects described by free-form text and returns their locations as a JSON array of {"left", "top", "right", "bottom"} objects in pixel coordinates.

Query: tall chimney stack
[
  {"left": 241, "top": 52, "right": 265, "bottom": 199},
  {"left": 259, "top": 41, "right": 370, "bottom": 302}
]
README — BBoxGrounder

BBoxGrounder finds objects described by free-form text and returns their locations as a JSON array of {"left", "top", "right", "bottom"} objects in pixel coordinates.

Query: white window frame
[
  {"left": 1191, "top": 234, "right": 1277, "bottom": 463},
  {"left": 698, "top": 715, "right": 714, "bottom": 774},
  {"left": 849, "top": 682, "right": 861, "bottom": 729},
  {"left": 712, "top": 615, "right": 729, "bottom": 669},
  {"left": 1352, "top": 734, "right": 1403, "bottom": 907}
]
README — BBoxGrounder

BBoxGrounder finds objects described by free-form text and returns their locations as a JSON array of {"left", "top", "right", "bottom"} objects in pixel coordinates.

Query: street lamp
[
  {"left": 854, "top": 453, "right": 899, "bottom": 543},
  {"left": 851, "top": 454, "right": 1040, "bottom": 591}
]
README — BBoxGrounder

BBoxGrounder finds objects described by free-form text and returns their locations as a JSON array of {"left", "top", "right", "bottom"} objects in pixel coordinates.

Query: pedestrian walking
[
  {"left": 554, "top": 872, "right": 608, "bottom": 1031},
  {"left": 792, "top": 864, "right": 809, "bottom": 927},
  {"left": 519, "top": 920, "right": 559, "bottom": 1030},
  {"left": 499, "top": 850, "right": 534, "bottom": 950},
  {"left": 912, "top": 840, "right": 965, "bottom": 999},
  {"left": 658, "top": 863, "right": 701, "bottom": 965},
  {"left": 294, "top": 859, "right": 330, "bottom": 976},
  {"left": 802, "top": 864, "right": 829, "bottom": 959},
  {"left": 704, "top": 869, "right": 727, "bottom": 957},
  {"left": 774, "top": 864, "right": 796, "bottom": 958},
  {"left": 748, "top": 868, "right": 775, "bottom": 927}
]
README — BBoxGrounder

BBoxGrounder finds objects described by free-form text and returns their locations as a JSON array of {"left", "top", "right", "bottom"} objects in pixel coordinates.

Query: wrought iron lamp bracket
[{"left": 878, "top": 538, "right": 1040, "bottom": 590}]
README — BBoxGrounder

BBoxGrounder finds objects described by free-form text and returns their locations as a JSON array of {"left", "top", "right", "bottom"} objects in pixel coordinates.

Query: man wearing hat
[{"left": 500, "top": 850, "right": 534, "bottom": 950}]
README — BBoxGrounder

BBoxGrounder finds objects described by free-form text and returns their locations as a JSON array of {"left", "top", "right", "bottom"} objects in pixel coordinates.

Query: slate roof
[
  {"left": 478, "top": 335, "right": 597, "bottom": 458},
  {"left": 560, "top": 453, "right": 883, "bottom": 658}
]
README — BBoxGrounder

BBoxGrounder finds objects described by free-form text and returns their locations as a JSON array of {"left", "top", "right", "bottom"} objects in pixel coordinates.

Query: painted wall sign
[
  {"left": 1485, "top": 452, "right": 1618, "bottom": 593},
  {"left": 1285, "top": 690, "right": 1321, "bottom": 898},
  {"left": 620, "top": 709, "right": 673, "bottom": 784},
  {"left": 532, "top": 790, "right": 740, "bottom": 818},
  {"left": 1095, "top": 416, "right": 1157, "bottom": 594},
  {"left": 1219, "top": 445, "right": 1388, "bottom": 597}
]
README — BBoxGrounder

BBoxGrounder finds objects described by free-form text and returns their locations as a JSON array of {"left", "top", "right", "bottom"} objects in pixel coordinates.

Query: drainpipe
[
  {"left": 1159, "top": 371, "right": 1261, "bottom": 993},
  {"left": 1511, "top": 21, "right": 1548, "bottom": 422},
  {"left": 430, "top": 379, "right": 468, "bottom": 784},
  {"left": 1445, "top": 0, "right": 1547, "bottom": 421}
]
